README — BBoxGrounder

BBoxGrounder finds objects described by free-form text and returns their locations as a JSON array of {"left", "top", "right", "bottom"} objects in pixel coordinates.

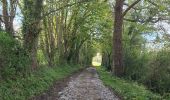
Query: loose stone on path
[{"left": 58, "top": 67, "right": 119, "bottom": 100}]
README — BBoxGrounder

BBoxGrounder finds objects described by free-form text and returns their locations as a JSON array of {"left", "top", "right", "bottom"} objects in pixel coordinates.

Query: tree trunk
[
  {"left": 2, "top": 0, "right": 16, "bottom": 35},
  {"left": 2, "top": 0, "right": 10, "bottom": 33},
  {"left": 112, "top": 0, "right": 124, "bottom": 77},
  {"left": 23, "top": 0, "right": 43, "bottom": 70},
  {"left": 9, "top": 0, "right": 16, "bottom": 35},
  {"left": 102, "top": 52, "right": 112, "bottom": 71},
  {"left": 57, "top": 8, "right": 65, "bottom": 64},
  {"left": 24, "top": 31, "right": 39, "bottom": 70},
  {"left": 0, "top": 18, "right": 2, "bottom": 30}
]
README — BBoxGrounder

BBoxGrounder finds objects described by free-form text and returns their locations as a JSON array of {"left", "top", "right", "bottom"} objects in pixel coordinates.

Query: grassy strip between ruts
[
  {"left": 97, "top": 68, "right": 163, "bottom": 100},
  {"left": 0, "top": 65, "right": 83, "bottom": 100}
]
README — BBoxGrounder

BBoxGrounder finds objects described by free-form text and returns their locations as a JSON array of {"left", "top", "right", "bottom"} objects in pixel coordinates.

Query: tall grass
[{"left": 0, "top": 65, "right": 82, "bottom": 100}]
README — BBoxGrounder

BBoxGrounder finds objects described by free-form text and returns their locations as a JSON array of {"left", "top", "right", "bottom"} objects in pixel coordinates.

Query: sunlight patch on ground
[{"left": 92, "top": 53, "right": 102, "bottom": 67}]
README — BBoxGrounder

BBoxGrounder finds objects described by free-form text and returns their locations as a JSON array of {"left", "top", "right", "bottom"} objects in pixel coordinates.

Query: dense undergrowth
[
  {"left": 0, "top": 31, "right": 30, "bottom": 79},
  {"left": 0, "top": 64, "right": 82, "bottom": 100},
  {"left": 97, "top": 68, "right": 165, "bottom": 100},
  {"left": 0, "top": 30, "right": 85, "bottom": 100}
]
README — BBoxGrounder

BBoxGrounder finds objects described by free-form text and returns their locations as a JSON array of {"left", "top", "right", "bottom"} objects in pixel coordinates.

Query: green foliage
[
  {"left": 124, "top": 50, "right": 149, "bottom": 81},
  {"left": 124, "top": 41, "right": 170, "bottom": 96},
  {"left": 0, "top": 64, "right": 82, "bottom": 100},
  {"left": 98, "top": 3, "right": 170, "bottom": 95},
  {"left": 79, "top": 41, "right": 97, "bottom": 65},
  {"left": 144, "top": 50, "right": 170, "bottom": 95},
  {"left": 0, "top": 31, "right": 30, "bottom": 79},
  {"left": 37, "top": 50, "right": 48, "bottom": 65},
  {"left": 1, "top": 0, "right": 170, "bottom": 99},
  {"left": 97, "top": 68, "right": 162, "bottom": 100},
  {"left": 122, "top": 23, "right": 170, "bottom": 96}
]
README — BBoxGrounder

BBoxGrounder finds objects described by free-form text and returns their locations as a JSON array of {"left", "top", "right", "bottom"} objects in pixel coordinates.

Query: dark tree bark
[
  {"left": 23, "top": 0, "right": 43, "bottom": 70},
  {"left": 102, "top": 52, "right": 112, "bottom": 71},
  {"left": 9, "top": 0, "right": 16, "bottom": 35},
  {"left": 2, "top": 0, "right": 17, "bottom": 35},
  {"left": 112, "top": 0, "right": 141, "bottom": 77},
  {"left": 112, "top": 0, "right": 124, "bottom": 77},
  {"left": 2, "top": 0, "right": 10, "bottom": 33},
  {"left": 0, "top": 16, "right": 2, "bottom": 30}
]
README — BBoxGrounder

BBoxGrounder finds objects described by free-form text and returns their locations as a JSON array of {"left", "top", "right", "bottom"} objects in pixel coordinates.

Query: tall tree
[
  {"left": 113, "top": 0, "right": 141, "bottom": 77},
  {"left": 22, "top": 0, "right": 43, "bottom": 69},
  {"left": 113, "top": 0, "right": 124, "bottom": 77}
]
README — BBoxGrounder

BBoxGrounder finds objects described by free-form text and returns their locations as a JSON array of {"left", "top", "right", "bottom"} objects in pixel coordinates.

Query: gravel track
[{"left": 58, "top": 67, "right": 119, "bottom": 100}]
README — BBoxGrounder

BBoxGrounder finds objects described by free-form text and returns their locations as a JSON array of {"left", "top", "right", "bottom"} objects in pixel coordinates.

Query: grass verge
[
  {"left": 0, "top": 64, "right": 82, "bottom": 100},
  {"left": 97, "top": 68, "right": 162, "bottom": 100}
]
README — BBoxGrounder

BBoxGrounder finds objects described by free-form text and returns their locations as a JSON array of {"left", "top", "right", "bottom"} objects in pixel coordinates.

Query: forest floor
[{"left": 32, "top": 67, "right": 119, "bottom": 100}]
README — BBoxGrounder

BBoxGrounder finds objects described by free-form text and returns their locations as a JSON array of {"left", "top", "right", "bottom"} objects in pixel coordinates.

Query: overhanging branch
[
  {"left": 42, "top": 0, "right": 91, "bottom": 18},
  {"left": 124, "top": 17, "right": 169, "bottom": 23},
  {"left": 147, "top": 0, "right": 159, "bottom": 7},
  {"left": 123, "top": 0, "right": 141, "bottom": 17}
]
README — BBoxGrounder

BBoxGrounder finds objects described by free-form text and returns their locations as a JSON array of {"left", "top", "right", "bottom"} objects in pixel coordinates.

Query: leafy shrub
[
  {"left": 98, "top": 68, "right": 162, "bottom": 100},
  {"left": 0, "top": 31, "right": 30, "bottom": 79},
  {"left": 123, "top": 46, "right": 170, "bottom": 96},
  {"left": 37, "top": 50, "right": 48, "bottom": 65},
  {"left": 145, "top": 50, "right": 170, "bottom": 94},
  {"left": 124, "top": 47, "right": 149, "bottom": 81},
  {"left": 0, "top": 65, "right": 82, "bottom": 100}
]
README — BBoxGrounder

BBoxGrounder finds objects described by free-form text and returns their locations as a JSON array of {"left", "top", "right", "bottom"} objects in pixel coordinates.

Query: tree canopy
[{"left": 0, "top": 0, "right": 170, "bottom": 99}]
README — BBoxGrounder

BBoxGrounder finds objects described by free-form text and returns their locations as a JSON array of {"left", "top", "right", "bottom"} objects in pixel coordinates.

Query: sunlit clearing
[{"left": 92, "top": 53, "right": 102, "bottom": 67}]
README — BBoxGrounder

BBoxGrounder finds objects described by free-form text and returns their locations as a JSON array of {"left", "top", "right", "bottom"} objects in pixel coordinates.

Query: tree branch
[
  {"left": 124, "top": 17, "right": 169, "bottom": 23},
  {"left": 0, "top": 15, "right": 4, "bottom": 22},
  {"left": 123, "top": 0, "right": 141, "bottom": 17},
  {"left": 42, "top": 0, "right": 91, "bottom": 18},
  {"left": 123, "top": 2, "right": 148, "bottom": 11},
  {"left": 123, "top": 18, "right": 137, "bottom": 22},
  {"left": 147, "top": 0, "right": 159, "bottom": 7}
]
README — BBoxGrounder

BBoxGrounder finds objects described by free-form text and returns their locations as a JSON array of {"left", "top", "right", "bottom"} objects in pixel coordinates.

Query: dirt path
[
  {"left": 58, "top": 67, "right": 119, "bottom": 100},
  {"left": 32, "top": 67, "right": 119, "bottom": 100},
  {"left": 31, "top": 69, "right": 83, "bottom": 100}
]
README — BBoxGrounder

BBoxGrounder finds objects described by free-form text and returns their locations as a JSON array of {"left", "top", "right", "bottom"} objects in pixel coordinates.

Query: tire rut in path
[{"left": 58, "top": 67, "right": 119, "bottom": 100}]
